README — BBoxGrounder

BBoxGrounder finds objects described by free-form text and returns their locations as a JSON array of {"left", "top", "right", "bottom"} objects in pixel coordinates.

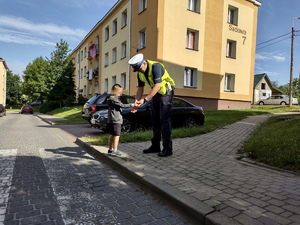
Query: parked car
[
  {"left": 258, "top": 95, "right": 298, "bottom": 105},
  {"left": 0, "top": 104, "right": 6, "bottom": 117},
  {"left": 82, "top": 93, "right": 135, "bottom": 123},
  {"left": 91, "top": 97, "right": 205, "bottom": 133},
  {"left": 30, "top": 101, "right": 41, "bottom": 106},
  {"left": 21, "top": 105, "right": 34, "bottom": 114}
]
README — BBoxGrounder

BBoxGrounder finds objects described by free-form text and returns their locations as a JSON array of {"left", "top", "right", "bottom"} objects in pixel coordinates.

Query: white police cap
[{"left": 128, "top": 53, "right": 144, "bottom": 72}]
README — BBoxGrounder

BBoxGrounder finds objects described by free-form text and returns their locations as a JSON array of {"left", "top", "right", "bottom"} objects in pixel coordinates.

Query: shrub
[{"left": 39, "top": 102, "right": 60, "bottom": 113}]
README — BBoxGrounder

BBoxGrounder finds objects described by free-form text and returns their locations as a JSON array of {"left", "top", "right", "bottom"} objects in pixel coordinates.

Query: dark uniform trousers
[{"left": 150, "top": 89, "right": 174, "bottom": 152}]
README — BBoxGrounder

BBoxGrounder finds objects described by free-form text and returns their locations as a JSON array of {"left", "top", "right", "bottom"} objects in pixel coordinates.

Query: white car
[{"left": 258, "top": 95, "right": 298, "bottom": 105}]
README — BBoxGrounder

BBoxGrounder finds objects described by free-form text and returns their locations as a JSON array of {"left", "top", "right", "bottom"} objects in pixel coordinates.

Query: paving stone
[
  {"left": 234, "top": 214, "right": 264, "bottom": 225},
  {"left": 220, "top": 206, "right": 240, "bottom": 218}
]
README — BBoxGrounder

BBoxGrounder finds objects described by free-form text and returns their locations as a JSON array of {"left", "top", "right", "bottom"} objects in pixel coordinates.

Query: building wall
[
  {"left": 71, "top": 0, "right": 260, "bottom": 110},
  {"left": 220, "top": 0, "right": 258, "bottom": 102},
  {"left": 102, "top": 1, "right": 130, "bottom": 95},
  {"left": 0, "top": 59, "right": 8, "bottom": 105}
]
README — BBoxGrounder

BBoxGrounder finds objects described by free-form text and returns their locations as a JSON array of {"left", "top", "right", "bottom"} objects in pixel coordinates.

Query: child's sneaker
[
  {"left": 111, "top": 150, "right": 123, "bottom": 157},
  {"left": 107, "top": 149, "right": 114, "bottom": 155}
]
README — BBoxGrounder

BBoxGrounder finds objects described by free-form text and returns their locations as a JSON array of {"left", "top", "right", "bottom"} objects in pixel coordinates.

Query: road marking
[
  {"left": 0, "top": 149, "right": 17, "bottom": 225},
  {"left": 39, "top": 148, "right": 116, "bottom": 225}
]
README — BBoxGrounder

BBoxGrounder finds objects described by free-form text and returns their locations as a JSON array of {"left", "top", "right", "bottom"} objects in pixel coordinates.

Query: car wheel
[
  {"left": 184, "top": 117, "right": 197, "bottom": 128},
  {"left": 135, "top": 123, "right": 147, "bottom": 132},
  {"left": 280, "top": 101, "right": 287, "bottom": 105},
  {"left": 258, "top": 101, "right": 264, "bottom": 105},
  {"left": 122, "top": 117, "right": 134, "bottom": 133}
]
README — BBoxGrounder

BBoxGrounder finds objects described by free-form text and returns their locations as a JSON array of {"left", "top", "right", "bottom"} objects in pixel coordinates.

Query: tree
[
  {"left": 6, "top": 70, "right": 22, "bottom": 105},
  {"left": 278, "top": 78, "right": 300, "bottom": 100},
  {"left": 22, "top": 56, "right": 48, "bottom": 102},
  {"left": 46, "top": 39, "right": 75, "bottom": 107}
]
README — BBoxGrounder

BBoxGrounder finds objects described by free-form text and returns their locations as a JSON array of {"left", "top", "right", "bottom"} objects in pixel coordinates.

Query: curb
[
  {"left": 75, "top": 137, "right": 219, "bottom": 225},
  {"left": 36, "top": 114, "right": 56, "bottom": 126}
]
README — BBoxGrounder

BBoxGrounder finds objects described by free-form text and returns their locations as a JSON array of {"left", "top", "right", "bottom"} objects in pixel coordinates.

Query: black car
[
  {"left": 91, "top": 97, "right": 205, "bottom": 133},
  {"left": 82, "top": 93, "right": 135, "bottom": 123},
  {"left": 0, "top": 104, "right": 6, "bottom": 117}
]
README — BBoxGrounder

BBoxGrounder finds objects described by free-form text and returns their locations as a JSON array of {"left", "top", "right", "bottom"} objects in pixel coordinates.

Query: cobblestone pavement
[
  {"left": 0, "top": 112, "right": 189, "bottom": 225},
  {"left": 78, "top": 114, "right": 300, "bottom": 225}
]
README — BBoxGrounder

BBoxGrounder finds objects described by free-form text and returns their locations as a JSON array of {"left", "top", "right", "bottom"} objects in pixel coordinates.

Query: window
[
  {"left": 112, "top": 76, "right": 116, "bottom": 86},
  {"left": 89, "top": 83, "right": 92, "bottom": 95},
  {"left": 84, "top": 85, "right": 87, "bottom": 96},
  {"left": 224, "top": 73, "right": 235, "bottom": 92},
  {"left": 261, "top": 83, "right": 266, "bottom": 90},
  {"left": 121, "top": 73, "right": 126, "bottom": 90},
  {"left": 81, "top": 68, "right": 83, "bottom": 79},
  {"left": 77, "top": 53, "right": 80, "bottom": 63},
  {"left": 113, "top": 19, "right": 117, "bottom": 35},
  {"left": 96, "top": 36, "right": 99, "bottom": 54},
  {"left": 84, "top": 47, "right": 87, "bottom": 58},
  {"left": 105, "top": 26, "right": 109, "bottom": 41},
  {"left": 105, "top": 52, "right": 109, "bottom": 67},
  {"left": 112, "top": 48, "right": 117, "bottom": 63},
  {"left": 81, "top": 50, "right": 83, "bottom": 60},
  {"left": 121, "top": 42, "right": 126, "bottom": 59},
  {"left": 228, "top": 5, "right": 238, "bottom": 25},
  {"left": 187, "top": 0, "right": 200, "bottom": 13},
  {"left": 96, "top": 59, "right": 99, "bottom": 70},
  {"left": 184, "top": 67, "right": 197, "bottom": 87},
  {"left": 186, "top": 29, "right": 199, "bottom": 50},
  {"left": 104, "top": 79, "right": 108, "bottom": 92},
  {"left": 84, "top": 66, "right": 86, "bottom": 77},
  {"left": 226, "top": 39, "right": 236, "bottom": 58},
  {"left": 138, "top": 29, "right": 146, "bottom": 49},
  {"left": 122, "top": 10, "right": 127, "bottom": 28},
  {"left": 95, "top": 81, "right": 99, "bottom": 94},
  {"left": 262, "top": 93, "right": 266, "bottom": 97},
  {"left": 139, "top": 0, "right": 147, "bottom": 13}
]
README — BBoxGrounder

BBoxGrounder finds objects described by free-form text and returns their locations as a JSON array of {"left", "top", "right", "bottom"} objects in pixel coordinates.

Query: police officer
[{"left": 129, "top": 53, "right": 175, "bottom": 157}]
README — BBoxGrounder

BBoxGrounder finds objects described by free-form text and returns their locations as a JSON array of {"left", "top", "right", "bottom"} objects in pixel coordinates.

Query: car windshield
[{"left": 96, "top": 95, "right": 109, "bottom": 104}]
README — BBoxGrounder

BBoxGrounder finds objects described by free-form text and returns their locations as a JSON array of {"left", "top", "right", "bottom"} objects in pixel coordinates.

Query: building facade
[
  {"left": 71, "top": 0, "right": 261, "bottom": 110},
  {"left": 0, "top": 58, "right": 8, "bottom": 106}
]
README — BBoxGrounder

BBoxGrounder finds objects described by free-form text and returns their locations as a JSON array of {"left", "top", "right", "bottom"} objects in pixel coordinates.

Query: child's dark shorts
[{"left": 108, "top": 123, "right": 121, "bottom": 136}]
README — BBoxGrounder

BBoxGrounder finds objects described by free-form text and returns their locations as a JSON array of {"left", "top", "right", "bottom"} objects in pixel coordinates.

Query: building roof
[
  {"left": 70, "top": 0, "right": 122, "bottom": 56},
  {"left": 247, "top": 0, "right": 261, "bottom": 6},
  {"left": 0, "top": 58, "right": 8, "bottom": 69},
  {"left": 254, "top": 73, "right": 284, "bottom": 94}
]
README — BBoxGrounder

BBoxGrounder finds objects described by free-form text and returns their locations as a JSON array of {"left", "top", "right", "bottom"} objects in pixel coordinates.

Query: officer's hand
[{"left": 136, "top": 99, "right": 144, "bottom": 106}]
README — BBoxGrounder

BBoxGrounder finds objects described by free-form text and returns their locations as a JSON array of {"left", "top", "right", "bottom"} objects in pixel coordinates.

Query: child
[{"left": 107, "top": 84, "right": 134, "bottom": 156}]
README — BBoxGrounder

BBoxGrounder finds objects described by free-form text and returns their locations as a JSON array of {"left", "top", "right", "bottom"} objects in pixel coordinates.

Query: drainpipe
[
  {"left": 128, "top": 0, "right": 132, "bottom": 95},
  {"left": 77, "top": 47, "right": 81, "bottom": 101}
]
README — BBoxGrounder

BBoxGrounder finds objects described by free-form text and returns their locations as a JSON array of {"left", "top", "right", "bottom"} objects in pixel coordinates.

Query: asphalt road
[{"left": 0, "top": 111, "right": 189, "bottom": 225}]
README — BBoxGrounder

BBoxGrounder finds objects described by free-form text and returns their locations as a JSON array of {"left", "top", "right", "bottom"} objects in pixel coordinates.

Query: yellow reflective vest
[{"left": 138, "top": 60, "right": 175, "bottom": 95}]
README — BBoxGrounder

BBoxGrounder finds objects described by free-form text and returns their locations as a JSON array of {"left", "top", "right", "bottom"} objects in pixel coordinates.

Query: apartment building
[
  {"left": 71, "top": 0, "right": 261, "bottom": 109},
  {"left": 0, "top": 58, "right": 8, "bottom": 106}
]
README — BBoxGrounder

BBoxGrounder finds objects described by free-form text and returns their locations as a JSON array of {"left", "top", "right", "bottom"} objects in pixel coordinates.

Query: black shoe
[
  {"left": 158, "top": 150, "right": 173, "bottom": 157},
  {"left": 143, "top": 147, "right": 161, "bottom": 154}
]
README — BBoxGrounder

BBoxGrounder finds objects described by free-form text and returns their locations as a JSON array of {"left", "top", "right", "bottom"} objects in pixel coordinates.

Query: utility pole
[{"left": 289, "top": 17, "right": 300, "bottom": 107}]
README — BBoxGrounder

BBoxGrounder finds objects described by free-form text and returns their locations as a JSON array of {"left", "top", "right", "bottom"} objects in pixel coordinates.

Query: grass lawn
[
  {"left": 239, "top": 114, "right": 300, "bottom": 172},
  {"left": 47, "top": 105, "right": 85, "bottom": 123}
]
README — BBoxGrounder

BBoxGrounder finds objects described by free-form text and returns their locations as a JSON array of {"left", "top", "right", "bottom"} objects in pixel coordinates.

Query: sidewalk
[{"left": 75, "top": 114, "right": 300, "bottom": 225}]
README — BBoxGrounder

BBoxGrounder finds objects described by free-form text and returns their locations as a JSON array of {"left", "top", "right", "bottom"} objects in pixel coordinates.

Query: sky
[{"left": 0, "top": 0, "right": 300, "bottom": 86}]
